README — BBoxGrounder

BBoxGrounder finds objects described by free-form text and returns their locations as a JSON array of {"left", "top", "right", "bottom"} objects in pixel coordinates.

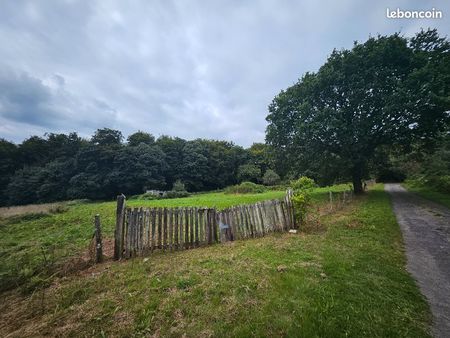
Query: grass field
[
  {"left": 0, "top": 185, "right": 352, "bottom": 293},
  {"left": 402, "top": 181, "right": 450, "bottom": 209},
  {"left": 0, "top": 184, "right": 431, "bottom": 337}
]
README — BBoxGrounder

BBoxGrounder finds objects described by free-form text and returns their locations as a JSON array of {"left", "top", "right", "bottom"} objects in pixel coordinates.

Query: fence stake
[
  {"left": 114, "top": 194, "right": 126, "bottom": 260},
  {"left": 94, "top": 214, "right": 103, "bottom": 263},
  {"left": 329, "top": 191, "right": 333, "bottom": 212}
]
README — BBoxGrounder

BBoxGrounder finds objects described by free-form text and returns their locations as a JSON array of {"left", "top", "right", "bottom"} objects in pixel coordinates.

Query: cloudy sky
[{"left": 0, "top": 0, "right": 448, "bottom": 147}]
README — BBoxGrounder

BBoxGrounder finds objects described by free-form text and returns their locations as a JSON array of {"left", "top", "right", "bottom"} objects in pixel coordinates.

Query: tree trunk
[{"left": 352, "top": 163, "right": 364, "bottom": 195}]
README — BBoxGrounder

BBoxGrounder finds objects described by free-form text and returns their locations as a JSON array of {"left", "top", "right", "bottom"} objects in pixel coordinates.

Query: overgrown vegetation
[
  {"left": 291, "top": 176, "right": 316, "bottom": 224},
  {"left": 403, "top": 181, "right": 450, "bottom": 209},
  {"left": 0, "top": 185, "right": 432, "bottom": 337}
]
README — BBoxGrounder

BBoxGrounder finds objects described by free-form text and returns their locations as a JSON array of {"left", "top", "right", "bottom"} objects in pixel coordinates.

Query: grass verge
[
  {"left": 0, "top": 184, "right": 431, "bottom": 337},
  {"left": 402, "top": 181, "right": 450, "bottom": 208}
]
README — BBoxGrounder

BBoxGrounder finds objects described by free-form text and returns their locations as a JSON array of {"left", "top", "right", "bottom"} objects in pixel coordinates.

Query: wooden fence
[{"left": 114, "top": 191, "right": 295, "bottom": 260}]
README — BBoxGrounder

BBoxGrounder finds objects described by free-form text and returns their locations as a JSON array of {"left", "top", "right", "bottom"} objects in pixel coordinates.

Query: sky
[{"left": 0, "top": 0, "right": 449, "bottom": 147}]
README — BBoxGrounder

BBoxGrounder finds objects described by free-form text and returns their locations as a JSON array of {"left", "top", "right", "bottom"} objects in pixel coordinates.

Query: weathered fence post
[
  {"left": 94, "top": 214, "right": 103, "bottom": 263},
  {"left": 329, "top": 191, "right": 333, "bottom": 211},
  {"left": 114, "top": 194, "right": 126, "bottom": 260}
]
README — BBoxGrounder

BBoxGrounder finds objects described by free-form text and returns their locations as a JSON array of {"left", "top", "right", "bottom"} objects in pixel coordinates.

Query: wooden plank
[
  {"left": 276, "top": 201, "right": 285, "bottom": 231},
  {"left": 212, "top": 209, "right": 218, "bottom": 243},
  {"left": 250, "top": 204, "right": 259, "bottom": 237},
  {"left": 246, "top": 205, "right": 253, "bottom": 237},
  {"left": 198, "top": 208, "right": 204, "bottom": 245},
  {"left": 134, "top": 208, "right": 139, "bottom": 256},
  {"left": 279, "top": 202, "right": 288, "bottom": 231},
  {"left": 271, "top": 201, "right": 280, "bottom": 231},
  {"left": 168, "top": 208, "right": 173, "bottom": 251},
  {"left": 128, "top": 208, "right": 133, "bottom": 257},
  {"left": 157, "top": 208, "right": 162, "bottom": 249},
  {"left": 249, "top": 205, "right": 255, "bottom": 237},
  {"left": 251, "top": 205, "right": 258, "bottom": 237},
  {"left": 257, "top": 203, "right": 265, "bottom": 236},
  {"left": 284, "top": 201, "right": 291, "bottom": 229},
  {"left": 179, "top": 208, "right": 184, "bottom": 250},
  {"left": 151, "top": 208, "right": 156, "bottom": 252},
  {"left": 163, "top": 208, "right": 168, "bottom": 251},
  {"left": 125, "top": 208, "right": 131, "bottom": 258},
  {"left": 94, "top": 214, "right": 103, "bottom": 263},
  {"left": 114, "top": 194, "right": 126, "bottom": 260},
  {"left": 138, "top": 207, "right": 143, "bottom": 255},
  {"left": 205, "top": 209, "right": 211, "bottom": 244},
  {"left": 145, "top": 209, "right": 151, "bottom": 253},
  {"left": 225, "top": 209, "right": 233, "bottom": 241},
  {"left": 239, "top": 206, "right": 247, "bottom": 238},
  {"left": 190, "top": 207, "right": 194, "bottom": 248},
  {"left": 267, "top": 201, "right": 276, "bottom": 232},
  {"left": 174, "top": 207, "right": 179, "bottom": 250},
  {"left": 185, "top": 207, "right": 190, "bottom": 249},
  {"left": 235, "top": 206, "right": 243, "bottom": 239},
  {"left": 130, "top": 208, "right": 135, "bottom": 257},
  {"left": 218, "top": 212, "right": 225, "bottom": 243},
  {"left": 227, "top": 208, "right": 234, "bottom": 240},
  {"left": 194, "top": 207, "right": 199, "bottom": 247},
  {"left": 142, "top": 209, "right": 147, "bottom": 252}
]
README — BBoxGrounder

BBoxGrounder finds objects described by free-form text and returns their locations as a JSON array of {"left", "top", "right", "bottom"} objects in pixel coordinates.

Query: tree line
[{"left": 0, "top": 129, "right": 275, "bottom": 206}]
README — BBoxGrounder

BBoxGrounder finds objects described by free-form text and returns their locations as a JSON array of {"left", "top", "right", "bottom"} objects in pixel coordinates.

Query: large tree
[{"left": 266, "top": 29, "right": 450, "bottom": 193}]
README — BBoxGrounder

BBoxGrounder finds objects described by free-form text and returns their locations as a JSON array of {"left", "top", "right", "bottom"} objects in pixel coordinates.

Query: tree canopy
[{"left": 266, "top": 29, "right": 450, "bottom": 193}]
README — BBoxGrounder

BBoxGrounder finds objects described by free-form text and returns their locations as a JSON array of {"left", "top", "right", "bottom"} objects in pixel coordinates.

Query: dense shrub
[
  {"left": 224, "top": 181, "right": 266, "bottom": 194},
  {"left": 291, "top": 177, "right": 316, "bottom": 224},
  {"left": 172, "top": 179, "right": 187, "bottom": 192},
  {"left": 165, "top": 190, "right": 190, "bottom": 198},
  {"left": 237, "top": 164, "right": 261, "bottom": 183},
  {"left": 262, "top": 169, "right": 280, "bottom": 186}
]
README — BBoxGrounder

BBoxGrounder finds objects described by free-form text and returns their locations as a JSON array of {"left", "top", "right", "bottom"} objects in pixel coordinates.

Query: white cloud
[{"left": 0, "top": 0, "right": 448, "bottom": 146}]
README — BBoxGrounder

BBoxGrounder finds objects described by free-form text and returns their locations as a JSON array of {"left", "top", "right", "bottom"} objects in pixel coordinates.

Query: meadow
[{"left": 0, "top": 184, "right": 431, "bottom": 337}]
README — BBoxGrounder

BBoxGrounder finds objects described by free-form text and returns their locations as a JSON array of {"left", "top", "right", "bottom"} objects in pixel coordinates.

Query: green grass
[
  {"left": 127, "top": 190, "right": 286, "bottom": 209},
  {"left": 402, "top": 181, "right": 450, "bottom": 208},
  {"left": 0, "top": 184, "right": 431, "bottom": 337},
  {"left": 0, "top": 184, "right": 353, "bottom": 293}
]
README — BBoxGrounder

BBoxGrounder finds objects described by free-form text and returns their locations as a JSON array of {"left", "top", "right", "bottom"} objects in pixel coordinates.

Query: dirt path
[{"left": 385, "top": 183, "right": 450, "bottom": 338}]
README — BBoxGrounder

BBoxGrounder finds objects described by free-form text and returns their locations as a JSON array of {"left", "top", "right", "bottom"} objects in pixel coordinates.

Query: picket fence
[{"left": 113, "top": 191, "right": 295, "bottom": 260}]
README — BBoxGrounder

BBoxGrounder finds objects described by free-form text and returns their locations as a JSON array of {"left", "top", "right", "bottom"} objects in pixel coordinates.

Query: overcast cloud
[{"left": 0, "top": 0, "right": 448, "bottom": 147}]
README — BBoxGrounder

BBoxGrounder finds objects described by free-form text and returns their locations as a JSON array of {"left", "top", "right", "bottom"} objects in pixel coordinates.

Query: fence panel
[{"left": 114, "top": 190, "right": 296, "bottom": 260}]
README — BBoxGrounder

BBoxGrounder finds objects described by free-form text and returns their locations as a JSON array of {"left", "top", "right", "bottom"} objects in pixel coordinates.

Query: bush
[
  {"left": 224, "top": 181, "right": 266, "bottom": 194},
  {"left": 134, "top": 193, "right": 159, "bottom": 200},
  {"left": 262, "top": 169, "right": 281, "bottom": 186},
  {"left": 427, "top": 175, "right": 450, "bottom": 193},
  {"left": 237, "top": 164, "right": 261, "bottom": 183},
  {"left": 291, "top": 176, "right": 316, "bottom": 224},
  {"left": 291, "top": 176, "right": 316, "bottom": 191},
  {"left": 165, "top": 190, "right": 190, "bottom": 199},
  {"left": 172, "top": 179, "right": 187, "bottom": 192}
]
